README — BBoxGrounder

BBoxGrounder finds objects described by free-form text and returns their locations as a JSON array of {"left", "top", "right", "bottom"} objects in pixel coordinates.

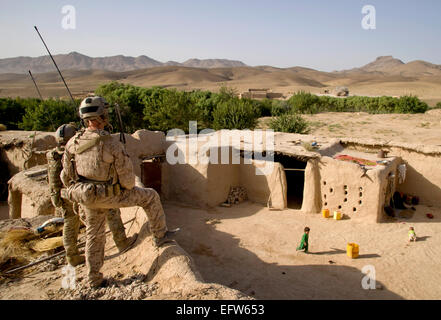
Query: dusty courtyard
[{"left": 166, "top": 202, "right": 441, "bottom": 300}]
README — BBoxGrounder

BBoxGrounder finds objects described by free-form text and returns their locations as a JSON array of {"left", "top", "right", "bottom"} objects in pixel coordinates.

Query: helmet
[
  {"left": 55, "top": 123, "right": 77, "bottom": 144},
  {"left": 79, "top": 96, "right": 109, "bottom": 120}
]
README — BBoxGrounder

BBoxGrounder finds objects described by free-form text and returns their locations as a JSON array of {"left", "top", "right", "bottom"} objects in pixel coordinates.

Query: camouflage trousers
[
  {"left": 59, "top": 199, "right": 128, "bottom": 268},
  {"left": 58, "top": 200, "right": 80, "bottom": 259},
  {"left": 83, "top": 207, "right": 107, "bottom": 287},
  {"left": 66, "top": 184, "right": 168, "bottom": 238},
  {"left": 66, "top": 184, "right": 168, "bottom": 286}
]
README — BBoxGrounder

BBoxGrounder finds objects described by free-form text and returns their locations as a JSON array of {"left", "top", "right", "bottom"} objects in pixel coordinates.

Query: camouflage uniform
[
  {"left": 47, "top": 145, "right": 130, "bottom": 267},
  {"left": 47, "top": 146, "right": 82, "bottom": 264},
  {"left": 61, "top": 128, "right": 168, "bottom": 287}
]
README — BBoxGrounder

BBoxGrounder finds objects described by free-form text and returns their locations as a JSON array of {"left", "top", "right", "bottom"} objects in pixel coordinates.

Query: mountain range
[
  {"left": 1, "top": 53, "right": 440, "bottom": 106},
  {"left": 0, "top": 52, "right": 247, "bottom": 74},
  {"left": 1, "top": 52, "right": 441, "bottom": 77}
]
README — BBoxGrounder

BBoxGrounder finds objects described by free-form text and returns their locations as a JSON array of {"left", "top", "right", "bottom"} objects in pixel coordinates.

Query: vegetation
[
  {"left": 268, "top": 113, "right": 310, "bottom": 134},
  {"left": 96, "top": 82, "right": 259, "bottom": 132},
  {"left": 435, "top": 102, "right": 441, "bottom": 109},
  {"left": 0, "top": 84, "right": 429, "bottom": 134},
  {"left": 19, "top": 99, "right": 79, "bottom": 131},
  {"left": 0, "top": 98, "right": 29, "bottom": 130},
  {"left": 212, "top": 99, "right": 259, "bottom": 130},
  {"left": 285, "top": 91, "right": 428, "bottom": 114}
]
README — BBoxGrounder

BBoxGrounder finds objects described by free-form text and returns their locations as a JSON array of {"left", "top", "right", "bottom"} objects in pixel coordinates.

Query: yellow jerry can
[
  {"left": 333, "top": 210, "right": 342, "bottom": 220},
  {"left": 322, "top": 209, "right": 330, "bottom": 218},
  {"left": 347, "top": 243, "right": 359, "bottom": 258}
]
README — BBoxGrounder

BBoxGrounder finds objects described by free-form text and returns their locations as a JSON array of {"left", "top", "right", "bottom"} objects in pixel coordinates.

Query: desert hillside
[
  {"left": 0, "top": 55, "right": 441, "bottom": 106},
  {"left": 0, "top": 52, "right": 247, "bottom": 74}
]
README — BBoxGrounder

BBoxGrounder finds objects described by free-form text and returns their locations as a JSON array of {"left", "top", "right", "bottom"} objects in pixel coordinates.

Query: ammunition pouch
[{"left": 61, "top": 178, "right": 121, "bottom": 205}]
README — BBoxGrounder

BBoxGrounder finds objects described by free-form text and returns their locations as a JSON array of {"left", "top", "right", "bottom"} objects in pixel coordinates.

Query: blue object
[{"left": 35, "top": 217, "right": 65, "bottom": 233}]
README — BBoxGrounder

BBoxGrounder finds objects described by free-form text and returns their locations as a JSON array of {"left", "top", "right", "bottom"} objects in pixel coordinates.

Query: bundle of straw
[{"left": 28, "top": 236, "right": 64, "bottom": 252}]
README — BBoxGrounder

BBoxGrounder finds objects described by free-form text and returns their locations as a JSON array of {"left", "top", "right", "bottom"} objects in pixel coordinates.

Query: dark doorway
[
  {"left": 274, "top": 153, "right": 307, "bottom": 209},
  {"left": 0, "top": 158, "right": 10, "bottom": 201}
]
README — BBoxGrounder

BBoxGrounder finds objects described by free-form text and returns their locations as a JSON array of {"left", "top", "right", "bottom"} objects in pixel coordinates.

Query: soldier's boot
[
  {"left": 153, "top": 228, "right": 181, "bottom": 247},
  {"left": 88, "top": 272, "right": 106, "bottom": 289},
  {"left": 67, "top": 254, "right": 85, "bottom": 267},
  {"left": 117, "top": 233, "right": 138, "bottom": 254}
]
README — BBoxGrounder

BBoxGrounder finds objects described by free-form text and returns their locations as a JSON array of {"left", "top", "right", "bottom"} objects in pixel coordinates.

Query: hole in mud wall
[
  {"left": 0, "top": 156, "right": 11, "bottom": 201},
  {"left": 274, "top": 154, "right": 307, "bottom": 209}
]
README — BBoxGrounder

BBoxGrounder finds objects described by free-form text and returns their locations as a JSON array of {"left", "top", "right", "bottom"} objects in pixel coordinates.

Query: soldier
[
  {"left": 48, "top": 123, "right": 136, "bottom": 267},
  {"left": 60, "top": 96, "right": 177, "bottom": 288}
]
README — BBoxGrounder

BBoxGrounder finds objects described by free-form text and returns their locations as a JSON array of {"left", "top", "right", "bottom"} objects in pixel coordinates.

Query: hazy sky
[{"left": 1, "top": 0, "right": 440, "bottom": 71}]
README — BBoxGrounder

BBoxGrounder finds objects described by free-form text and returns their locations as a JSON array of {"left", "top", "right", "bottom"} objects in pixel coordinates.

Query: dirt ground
[
  {"left": 1, "top": 199, "right": 440, "bottom": 300},
  {"left": 259, "top": 109, "right": 441, "bottom": 146},
  {"left": 165, "top": 202, "right": 441, "bottom": 300}
]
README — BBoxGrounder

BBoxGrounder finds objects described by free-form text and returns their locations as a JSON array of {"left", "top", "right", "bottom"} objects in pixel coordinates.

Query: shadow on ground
[{"left": 165, "top": 202, "right": 403, "bottom": 300}]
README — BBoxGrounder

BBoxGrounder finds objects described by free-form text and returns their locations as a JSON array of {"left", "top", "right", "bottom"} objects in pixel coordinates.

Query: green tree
[
  {"left": 395, "top": 95, "right": 428, "bottom": 113},
  {"left": 288, "top": 91, "right": 320, "bottom": 114},
  {"left": 0, "top": 98, "right": 32, "bottom": 129},
  {"left": 269, "top": 113, "right": 310, "bottom": 134},
  {"left": 212, "top": 98, "right": 259, "bottom": 130},
  {"left": 19, "top": 99, "right": 78, "bottom": 131},
  {"left": 143, "top": 89, "right": 202, "bottom": 132}
]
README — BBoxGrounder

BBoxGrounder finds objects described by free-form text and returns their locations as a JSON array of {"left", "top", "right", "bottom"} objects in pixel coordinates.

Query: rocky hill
[
  {"left": 0, "top": 52, "right": 247, "bottom": 74},
  {"left": 339, "top": 55, "right": 441, "bottom": 77}
]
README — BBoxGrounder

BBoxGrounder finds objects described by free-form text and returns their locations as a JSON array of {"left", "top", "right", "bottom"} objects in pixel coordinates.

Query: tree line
[{"left": 0, "top": 82, "right": 432, "bottom": 134}]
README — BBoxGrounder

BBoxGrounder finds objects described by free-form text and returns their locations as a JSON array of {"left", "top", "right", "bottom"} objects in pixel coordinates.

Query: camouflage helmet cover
[
  {"left": 55, "top": 123, "right": 77, "bottom": 143},
  {"left": 79, "top": 96, "right": 109, "bottom": 120}
]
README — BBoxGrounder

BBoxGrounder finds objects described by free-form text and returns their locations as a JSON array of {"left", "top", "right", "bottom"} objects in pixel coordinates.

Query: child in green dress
[
  {"left": 297, "top": 227, "right": 310, "bottom": 252},
  {"left": 408, "top": 227, "right": 417, "bottom": 242}
]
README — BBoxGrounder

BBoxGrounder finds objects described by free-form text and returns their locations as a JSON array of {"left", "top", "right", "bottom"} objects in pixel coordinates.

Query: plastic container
[
  {"left": 36, "top": 217, "right": 64, "bottom": 233},
  {"left": 347, "top": 243, "right": 359, "bottom": 258},
  {"left": 333, "top": 211, "right": 342, "bottom": 220},
  {"left": 322, "top": 209, "right": 330, "bottom": 218}
]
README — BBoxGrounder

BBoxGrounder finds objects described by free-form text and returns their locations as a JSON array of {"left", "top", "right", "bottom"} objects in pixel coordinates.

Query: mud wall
[
  {"left": 115, "top": 207, "right": 249, "bottom": 299},
  {"left": 161, "top": 136, "right": 240, "bottom": 207},
  {"left": 301, "top": 159, "right": 322, "bottom": 213},
  {"left": 123, "top": 130, "right": 165, "bottom": 177},
  {"left": 343, "top": 141, "right": 441, "bottom": 207},
  {"left": 317, "top": 156, "right": 400, "bottom": 223},
  {"left": 389, "top": 148, "right": 441, "bottom": 207},
  {"left": 0, "top": 131, "right": 57, "bottom": 175},
  {"left": 239, "top": 161, "right": 287, "bottom": 209}
]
